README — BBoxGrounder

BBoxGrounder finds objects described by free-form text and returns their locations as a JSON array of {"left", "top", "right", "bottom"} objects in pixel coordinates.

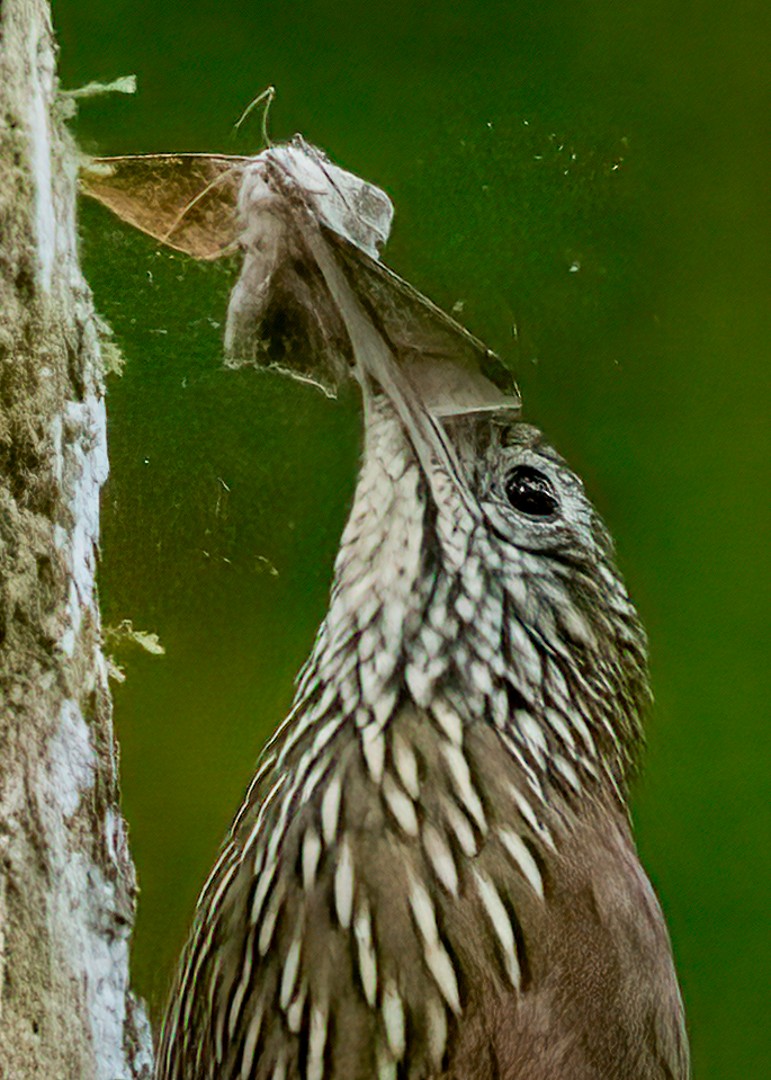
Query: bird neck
[{"left": 288, "top": 403, "right": 646, "bottom": 820}]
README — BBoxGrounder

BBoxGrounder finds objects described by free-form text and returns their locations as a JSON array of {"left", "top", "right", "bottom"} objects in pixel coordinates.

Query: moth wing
[{"left": 79, "top": 153, "right": 249, "bottom": 260}]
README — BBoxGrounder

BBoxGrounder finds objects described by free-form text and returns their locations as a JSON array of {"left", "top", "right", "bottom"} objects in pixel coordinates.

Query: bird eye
[{"left": 504, "top": 465, "right": 558, "bottom": 518}]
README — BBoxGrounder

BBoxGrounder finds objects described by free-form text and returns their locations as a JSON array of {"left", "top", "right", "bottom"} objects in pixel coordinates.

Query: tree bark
[{"left": 0, "top": 1, "right": 152, "bottom": 1076}]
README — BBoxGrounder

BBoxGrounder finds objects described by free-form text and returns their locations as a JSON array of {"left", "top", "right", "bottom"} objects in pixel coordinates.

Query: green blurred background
[{"left": 55, "top": 2, "right": 767, "bottom": 1076}]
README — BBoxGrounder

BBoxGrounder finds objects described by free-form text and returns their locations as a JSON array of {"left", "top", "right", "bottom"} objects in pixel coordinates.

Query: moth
[{"left": 80, "top": 136, "right": 519, "bottom": 413}]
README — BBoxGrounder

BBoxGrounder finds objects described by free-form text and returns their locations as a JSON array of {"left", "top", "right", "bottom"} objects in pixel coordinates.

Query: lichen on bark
[{"left": 0, "top": 1, "right": 152, "bottom": 1076}]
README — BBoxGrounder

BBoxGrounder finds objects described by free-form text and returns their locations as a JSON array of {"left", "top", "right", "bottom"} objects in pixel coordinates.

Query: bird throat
[{"left": 282, "top": 400, "right": 639, "bottom": 847}]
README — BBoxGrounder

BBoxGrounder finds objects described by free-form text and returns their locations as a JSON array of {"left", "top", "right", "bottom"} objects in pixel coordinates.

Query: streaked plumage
[{"left": 157, "top": 391, "right": 689, "bottom": 1078}]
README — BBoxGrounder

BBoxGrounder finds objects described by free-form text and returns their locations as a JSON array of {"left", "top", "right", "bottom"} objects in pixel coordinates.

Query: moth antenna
[{"left": 233, "top": 85, "right": 276, "bottom": 147}]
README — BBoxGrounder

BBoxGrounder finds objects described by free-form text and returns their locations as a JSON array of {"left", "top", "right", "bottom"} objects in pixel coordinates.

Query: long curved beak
[{"left": 224, "top": 138, "right": 520, "bottom": 472}]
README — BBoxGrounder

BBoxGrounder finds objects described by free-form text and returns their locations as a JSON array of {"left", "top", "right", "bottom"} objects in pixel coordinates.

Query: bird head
[
  {"left": 221, "top": 139, "right": 650, "bottom": 810},
  {"left": 81, "top": 136, "right": 649, "bottom": 807}
]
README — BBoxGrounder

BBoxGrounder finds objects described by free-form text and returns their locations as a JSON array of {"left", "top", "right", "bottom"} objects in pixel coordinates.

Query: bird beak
[
  {"left": 223, "top": 139, "right": 521, "bottom": 433},
  {"left": 80, "top": 135, "right": 519, "bottom": 429}
]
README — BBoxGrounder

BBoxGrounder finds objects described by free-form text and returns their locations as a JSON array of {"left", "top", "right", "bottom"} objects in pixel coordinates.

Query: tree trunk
[{"left": 0, "top": 1, "right": 152, "bottom": 1076}]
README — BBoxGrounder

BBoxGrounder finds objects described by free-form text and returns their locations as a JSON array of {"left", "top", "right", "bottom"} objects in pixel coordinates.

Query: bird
[{"left": 154, "top": 145, "right": 690, "bottom": 1080}]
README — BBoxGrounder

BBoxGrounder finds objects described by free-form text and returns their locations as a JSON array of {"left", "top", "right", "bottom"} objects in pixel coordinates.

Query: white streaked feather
[
  {"left": 371, "top": 681, "right": 399, "bottom": 730},
  {"left": 238, "top": 997, "right": 265, "bottom": 1079},
  {"left": 442, "top": 742, "right": 487, "bottom": 832},
  {"left": 279, "top": 935, "right": 302, "bottom": 1010},
  {"left": 554, "top": 754, "right": 582, "bottom": 792},
  {"left": 320, "top": 774, "right": 343, "bottom": 846},
  {"left": 422, "top": 823, "right": 459, "bottom": 896},
  {"left": 442, "top": 798, "right": 478, "bottom": 857},
  {"left": 518, "top": 711, "right": 548, "bottom": 756},
  {"left": 302, "top": 827, "right": 323, "bottom": 891},
  {"left": 491, "top": 687, "right": 510, "bottom": 728},
  {"left": 307, "top": 1001, "right": 329, "bottom": 1080},
  {"left": 420, "top": 624, "right": 444, "bottom": 655},
  {"left": 382, "top": 981, "right": 406, "bottom": 1060},
  {"left": 339, "top": 672, "right": 361, "bottom": 717},
  {"left": 504, "top": 568, "right": 529, "bottom": 611},
  {"left": 227, "top": 928, "right": 254, "bottom": 1038},
  {"left": 210, "top": 956, "right": 226, "bottom": 1063},
  {"left": 510, "top": 784, "right": 555, "bottom": 849},
  {"left": 354, "top": 898, "right": 378, "bottom": 1007},
  {"left": 408, "top": 875, "right": 440, "bottom": 944},
  {"left": 258, "top": 884, "right": 284, "bottom": 956},
  {"left": 286, "top": 981, "right": 307, "bottom": 1034},
  {"left": 475, "top": 870, "right": 521, "bottom": 989},
  {"left": 361, "top": 725, "right": 386, "bottom": 782},
  {"left": 469, "top": 658, "right": 495, "bottom": 698},
  {"left": 270, "top": 1049, "right": 288, "bottom": 1080},
  {"left": 560, "top": 606, "right": 597, "bottom": 648},
  {"left": 431, "top": 698, "right": 463, "bottom": 745},
  {"left": 409, "top": 875, "right": 461, "bottom": 1012},
  {"left": 579, "top": 752, "right": 600, "bottom": 779},
  {"left": 237, "top": 751, "right": 278, "bottom": 819},
  {"left": 199, "top": 841, "right": 238, "bottom": 909},
  {"left": 356, "top": 622, "right": 381, "bottom": 662},
  {"left": 506, "top": 620, "right": 541, "bottom": 686},
  {"left": 374, "top": 639, "right": 398, "bottom": 682},
  {"left": 568, "top": 708, "right": 597, "bottom": 755},
  {"left": 299, "top": 752, "right": 334, "bottom": 806},
  {"left": 498, "top": 827, "right": 544, "bottom": 899},
  {"left": 382, "top": 773, "right": 419, "bottom": 836},
  {"left": 377, "top": 1045, "right": 398, "bottom": 1080},
  {"left": 600, "top": 710, "right": 620, "bottom": 745},
  {"left": 180, "top": 933, "right": 205, "bottom": 1031},
  {"left": 311, "top": 715, "right": 344, "bottom": 758},
  {"left": 544, "top": 707, "right": 576, "bottom": 750},
  {"left": 391, "top": 731, "right": 420, "bottom": 798},
  {"left": 425, "top": 996, "right": 448, "bottom": 1064},
  {"left": 266, "top": 781, "right": 300, "bottom": 866},
  {"left": 405, "top": 660, "right": 436, "bottom": 707},
  {"left": 204, "top": 858, "right": 239, "bottom": 926},
  {"left": 455, "top": 592, "right": 476, "bottom": 623},
  {"left": 425, "top": 940, "right": 461, "bottom": 1014},
  {"left": 306, "top": 677, "right": 340, "bottom": 727},
  {"left": 250, "top": 860, "right": 278, "bottom": 927},
  {"left": 276, "top": 699, "right": 324, "bottom": 766},
  {"left": 499, "top": 731, "right": 547, "bottom": 801},
  {"left": 359, "top": 653, "right": 383, "bottom": 702},
  {"left": 334, "top": 838, "right": 355, "bottom": 929}
]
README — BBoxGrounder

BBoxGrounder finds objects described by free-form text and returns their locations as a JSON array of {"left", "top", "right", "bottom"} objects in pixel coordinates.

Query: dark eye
[{"left": 504, "top": 465, "right": 558, "bottom": 518}]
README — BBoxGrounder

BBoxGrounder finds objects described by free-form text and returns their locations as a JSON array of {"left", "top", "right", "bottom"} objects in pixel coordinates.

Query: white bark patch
[
  {"left": 25, "top": 27, "right": 55, "bottom": 291},
  {"left": 0, "top": 5, "right": 152, "bottom": 1075},
  {"left": 36, "top": 741, "right": 140, "bottom": 1080},
  {"left": 103, "top": 807, "right": 128, "bottom": 868},
  {"left": 36, "top": 307, "right": 141, "bottom": 1078},
  {"left": 49, "top": 395, "right": 109, "bottom": 658},
  {"left": 62, "top": 864, "right": 132, "bottom": 1080},
  {"left": 48, "top": 701, "right": 96, "bottom": 818},
  {"left": 64, "top": 395, "right": 110, "bottom": 608},
  {"left": 33, "top": 381, "right": 141, "bottom": 1076}
]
